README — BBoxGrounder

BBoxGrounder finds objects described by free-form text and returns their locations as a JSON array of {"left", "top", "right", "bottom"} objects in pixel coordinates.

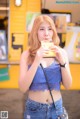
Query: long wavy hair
[{"left": 28, "top": 15, "right": 60, "bottom": 64}]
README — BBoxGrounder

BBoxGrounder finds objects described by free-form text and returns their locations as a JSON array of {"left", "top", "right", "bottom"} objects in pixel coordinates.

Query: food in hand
[{"left": 41, "top": 41, "right": 56, "bottom": 57}]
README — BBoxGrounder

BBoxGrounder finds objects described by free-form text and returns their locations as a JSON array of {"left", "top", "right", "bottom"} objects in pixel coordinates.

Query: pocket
[{"left": 27, "top": 103, "right": 40, "bottom": 112}]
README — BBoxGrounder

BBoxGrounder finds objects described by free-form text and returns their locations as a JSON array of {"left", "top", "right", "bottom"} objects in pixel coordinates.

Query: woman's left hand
[{"left": 51, "top": 45, "right": 66, "bottom": 64}]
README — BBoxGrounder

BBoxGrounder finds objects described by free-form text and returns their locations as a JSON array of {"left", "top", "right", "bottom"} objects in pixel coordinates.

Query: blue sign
[{"left": 56, "top": 0, "right": 80, "bottom": 4}]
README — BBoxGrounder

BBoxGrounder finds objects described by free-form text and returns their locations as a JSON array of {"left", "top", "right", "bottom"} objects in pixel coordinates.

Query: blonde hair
[{"left": 28, "top": 15, "right": 60, "bottom": 63}]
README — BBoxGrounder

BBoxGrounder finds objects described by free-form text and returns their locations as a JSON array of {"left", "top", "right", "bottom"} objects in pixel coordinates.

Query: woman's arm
[
  {"left": 18, "top": 47, "right": 44, "bottom": 93},
  {"left": 18, "top": 50, "right": 40, "bottom": 93},
  {"left": 60, "top": 49, "right": 72, "bottom": 89},
  {"left": 51, "top": 45, "right": 72, "bottom": 89}
]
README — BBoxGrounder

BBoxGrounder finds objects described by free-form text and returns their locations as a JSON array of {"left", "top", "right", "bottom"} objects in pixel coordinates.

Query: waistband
[{"left": 26, "top": 98, "right": 62, "bottom": 109}]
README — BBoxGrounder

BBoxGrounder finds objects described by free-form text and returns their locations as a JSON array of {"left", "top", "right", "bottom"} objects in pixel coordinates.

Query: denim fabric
[
  {"left": 24, "top": 98, "right": 64, "bottom": 119},
  {"left": 29, "top": 61, "right": 62, "bottom": 91}
]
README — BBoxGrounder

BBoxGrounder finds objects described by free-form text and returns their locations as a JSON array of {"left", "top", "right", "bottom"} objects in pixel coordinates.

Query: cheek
[
  {"left": 50, "top": 32, "right": 53, "bottom": 37},
  {"left": 38, "top": 32, "right": 44, "bottom": 41}
]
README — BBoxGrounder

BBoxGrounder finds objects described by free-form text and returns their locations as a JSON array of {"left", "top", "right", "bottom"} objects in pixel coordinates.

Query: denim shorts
[{"left": 24, "top": 98, "right": 64, "bottom": 119}]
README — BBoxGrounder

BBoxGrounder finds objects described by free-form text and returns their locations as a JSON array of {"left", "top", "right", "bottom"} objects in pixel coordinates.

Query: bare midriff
[{"left": 28, "top": 90, "right": 61, "bottom": 104}]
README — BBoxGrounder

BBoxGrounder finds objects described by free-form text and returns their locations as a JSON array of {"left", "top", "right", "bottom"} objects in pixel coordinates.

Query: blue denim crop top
[{"left": 29, "top": 60, "right": 62, "bottom": 91}]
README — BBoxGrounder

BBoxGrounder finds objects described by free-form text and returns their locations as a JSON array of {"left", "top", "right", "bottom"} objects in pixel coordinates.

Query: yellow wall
[
  {"left": 61, "top": 64, "right": 80, "bottom": 90},
  {"left": 9, "top": 0, "right": 28, "bottom": 61},
  {"left": 0, "top": 65, "right": 19, "bottom": 88},
  {"left": 69, "top": 64, "right": 80, "bottom": 90},
  {"left": 9, "top": 0, "right": 41, "bottom": 61}
]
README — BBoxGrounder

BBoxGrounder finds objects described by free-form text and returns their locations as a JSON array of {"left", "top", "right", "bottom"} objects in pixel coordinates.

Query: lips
[{"left": 42, "top": 38, "right": 51, "bottom": 41}]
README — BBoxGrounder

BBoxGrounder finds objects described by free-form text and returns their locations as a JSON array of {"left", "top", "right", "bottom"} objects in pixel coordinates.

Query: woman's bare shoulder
[
  {"left": 21, "top": 50, "right": 29, "bottom": 56},
  {"left": 20, "top": 50, "right": 29, "bottom": 61}
]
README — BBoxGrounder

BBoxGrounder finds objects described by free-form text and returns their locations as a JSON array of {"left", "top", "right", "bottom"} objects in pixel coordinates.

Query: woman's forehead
[{"left": 39, "top": 21, "right": 51, "bottom": 27}]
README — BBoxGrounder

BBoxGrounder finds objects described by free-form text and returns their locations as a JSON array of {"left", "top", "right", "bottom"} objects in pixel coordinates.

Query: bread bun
[{"left": 41, "top": 41, "right": 56, "bottom": 57}]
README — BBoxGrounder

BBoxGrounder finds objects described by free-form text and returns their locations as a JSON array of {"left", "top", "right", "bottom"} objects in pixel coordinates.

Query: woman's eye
[
  {"left": 48, "top": 28, "right": 52, "bottom": 30},
  {"left": 40, "top": 28, "right": 44, "bottom": 30}
]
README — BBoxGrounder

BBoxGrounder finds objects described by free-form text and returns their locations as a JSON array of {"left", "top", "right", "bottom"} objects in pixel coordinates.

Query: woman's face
[{"left": 37, "top": 21, "right": 53, "bottom": 42}]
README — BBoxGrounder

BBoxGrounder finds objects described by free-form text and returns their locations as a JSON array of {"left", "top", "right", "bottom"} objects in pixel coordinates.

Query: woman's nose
[{"left": 45, "top": 29, "right": 49, "bottom": 35}]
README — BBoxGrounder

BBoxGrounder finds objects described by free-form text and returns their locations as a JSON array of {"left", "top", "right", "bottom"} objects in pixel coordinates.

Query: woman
[{"left": 19, "top": 15, "right": 72, "bottom": 119}]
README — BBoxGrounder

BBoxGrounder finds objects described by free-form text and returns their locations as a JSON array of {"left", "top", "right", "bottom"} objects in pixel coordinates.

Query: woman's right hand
[{"left": 35, "top": 46, "right": 44, "bottom": 62}]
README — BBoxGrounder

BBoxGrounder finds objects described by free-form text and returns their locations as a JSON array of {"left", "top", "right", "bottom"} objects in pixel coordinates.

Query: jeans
[{"left": 24, "top": 98, "right": 64, "bottom": 119}]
